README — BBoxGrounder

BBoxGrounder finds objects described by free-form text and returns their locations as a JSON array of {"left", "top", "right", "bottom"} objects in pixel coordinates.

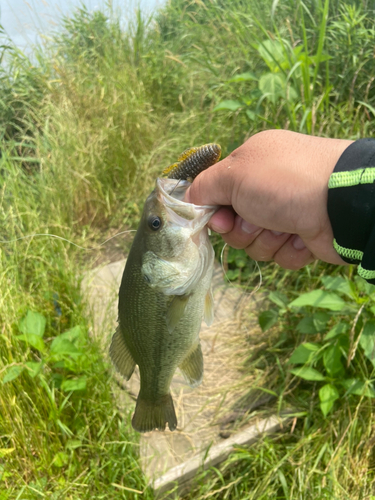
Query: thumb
[{"left": 185, "top": 156, "right": 234, "bottom": 206}]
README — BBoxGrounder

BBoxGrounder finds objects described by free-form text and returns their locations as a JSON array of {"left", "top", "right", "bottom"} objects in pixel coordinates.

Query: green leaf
[
  {"left": 50, "top": 337, "right": 81, "bottom": 356},
  {"left": 325, "top": 322, "right": 349, "bottom": 340},
  {"left": 268, "top": 291, "right": 289, "bottom": 309},
  {"left": 242, "top": 89, "right": 262, "bottom": 106},
  {"left": 312, "top": 312, "right": 330, "bottom": 332},
  {"left": 321, "top": 276, "right": 354, "bottom": 299},
  {"left": 53, "top": 361, "right": 65, "bottom": 369},
  {"left": 290, "top": 366, "right": 325, "bottom": 381},
  {"left": 286, "top": 85, "right": 298, "bottom": 102},
  {"left": 354, "top": 276, "right": 375, "bottom": 296},
  {"left": 228, "top": 71, "right": 257, "bottom": 82},
  {"left": 323, "top": 344, "right": 343, "bottom": 377},
  {"left": 258, "top": 309, "right": 278, "bottom": 332},
  {"left": 258, "top": 40, "right": 286, "bottom": 71},
  {"left": 289, "top": 343, "right": 321, "bottom": 364},
  {"left": 296, "top": 316, "right": 317, "bottom": 334},
  {"left": 259, "top": 72, "right": 286, "bottom": 104},
  {"left": 53, "top": 452, "right": 69, "bottom": 467},
  {"left": 25, "top": 362, "right": 43, "bottom": 378},
  {"left": 234, "top": 253, "right": 247, "bottom": 268},
  {"left": 19, "top": 311, "right": 46, "bottom": 337},
  {"left": 289, "top": 290, "right": 345, "bottom": 311},
  {"left": 226, "top": 269, "right": 239, "bottom": 280},
  {"left": 17, "top": 333, "right": 46, "bottom": 352},
  {"left": 342, "top": 379, "right": 375, "bottom": 398},
  {"left": 2, "top": 365, "right": 24, "bottom": 384},
  {"left": 61, "top": 377, "right": 87, "bottom": 392},
  {"left": 59, "top": 326, "right": 85, "bottom": 342},
  {"left": 65, "top": 440, "right": 82, "bottom": 450},
  {"left": 245, "top": 109, "right": 256, "bottom": 121},
  {"left": 319, "top": 383, "right": 339, "bottom": 417},
  {"left": 298, "top": 313, "right": 330, "bottom": 335},
  {"left": 359, "top": 320, "right": 375, "bottom": 367},
  {"left": 213, "top": 100, "right": 243, "bottom": 112}
]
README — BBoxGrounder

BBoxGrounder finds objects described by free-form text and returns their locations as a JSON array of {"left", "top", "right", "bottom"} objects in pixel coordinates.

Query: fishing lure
[{"left": 163, "top": 143, "right": 221, "bottom": 182}]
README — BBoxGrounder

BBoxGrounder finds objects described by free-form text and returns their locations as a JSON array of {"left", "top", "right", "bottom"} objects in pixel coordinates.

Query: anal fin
[
  {"left": 179, "top": 343, "right": 204, "bottom": 388},
  {"left": 109, "top": 326, "right": 136, "bottom": 380}
]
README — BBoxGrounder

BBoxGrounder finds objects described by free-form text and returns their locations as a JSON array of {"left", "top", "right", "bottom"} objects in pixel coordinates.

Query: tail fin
[{"left": 132, "top": 393, "right": 177, "bottom": 433}]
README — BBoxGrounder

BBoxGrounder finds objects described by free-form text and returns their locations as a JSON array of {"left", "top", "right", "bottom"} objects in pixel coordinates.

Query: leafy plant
[
  {"left": 213, "top": 0, "right": 332, "bottom": 133},
  {"left": 2, "top": 310, "right": 90, "bottom": 393},
  {"left": 3, "top": 0, "right": 375, "bottom": 496},
  {"left": 259, "top": 273, "right": 375, "bottom": 416}
]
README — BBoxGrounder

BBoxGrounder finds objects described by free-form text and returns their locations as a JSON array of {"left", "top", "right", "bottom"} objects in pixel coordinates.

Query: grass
[{"left": 1, "top": 0, "right": 375, "bottom": 498}]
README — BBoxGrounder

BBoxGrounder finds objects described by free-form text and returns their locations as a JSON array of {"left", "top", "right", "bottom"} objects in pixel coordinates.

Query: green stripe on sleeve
[
  {"left": 358, "top": 264, "right": 375, "bottom": 280},
  {"left": 328, "top": 167, "right": 375, "bottom": 188},
  {"left": 333, "top": 239, "right": 363, "bottom": 261}
]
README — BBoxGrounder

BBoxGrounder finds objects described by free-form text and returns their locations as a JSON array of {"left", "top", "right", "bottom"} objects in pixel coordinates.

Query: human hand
[{"left": 186, "top": 130, "right": 353, "bottom": 270}]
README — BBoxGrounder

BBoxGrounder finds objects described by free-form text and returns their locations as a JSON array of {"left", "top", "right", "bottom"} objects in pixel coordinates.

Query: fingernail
[
  {"left": 271, "top": 231, "right": 284, "bottom": 236},
  {"left": 240, "top": 219, "right": 261, "bottom": 234},
  {"left": 293, "top": 236, "right": 306, "bottom": 250}
]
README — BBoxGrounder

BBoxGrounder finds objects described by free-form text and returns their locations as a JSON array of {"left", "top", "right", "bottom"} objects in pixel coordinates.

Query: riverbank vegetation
[{"left": 1, "top": 0, "right": 375, "bottom": 498}]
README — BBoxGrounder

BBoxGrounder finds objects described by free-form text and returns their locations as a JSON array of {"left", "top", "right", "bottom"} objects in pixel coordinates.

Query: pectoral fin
[
  {"left": 179, "top": 343, "right": 204, "bottom": 388},
  {"left": 109, "top": 326, "right": 136, "bottom": 380},
  {"left": 166, "top": 295, "right": 190, "bottom": 333},
  {"left": 204, "top": 288, "right": 214, "bottom": 326}
]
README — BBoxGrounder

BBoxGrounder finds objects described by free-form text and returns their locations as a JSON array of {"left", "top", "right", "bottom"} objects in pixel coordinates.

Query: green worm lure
[{"left": 163, "top": 143, "right": 221, "bottom": 182}]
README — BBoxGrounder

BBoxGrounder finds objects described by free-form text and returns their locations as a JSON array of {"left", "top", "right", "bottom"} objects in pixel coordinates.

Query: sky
[{"left": 0, "top": 0, "right": 165, "bottom": 50}]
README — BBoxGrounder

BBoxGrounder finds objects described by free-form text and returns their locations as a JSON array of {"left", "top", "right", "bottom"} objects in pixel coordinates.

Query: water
[{"left": 1, "top": 0, "right": 165, "bottom": 50}]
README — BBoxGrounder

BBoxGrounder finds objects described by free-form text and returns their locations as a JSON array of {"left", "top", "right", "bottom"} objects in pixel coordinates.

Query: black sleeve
[{"left": 327, "top": 138, "right": 375, "bottom": 284}]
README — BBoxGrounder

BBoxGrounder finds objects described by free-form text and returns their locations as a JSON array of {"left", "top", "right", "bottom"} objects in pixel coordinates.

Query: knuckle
[
  {"left": 275, "top": 254, "right": 311, "bottom": 270},
  {"left": 222, "top": 235, "right": 245, "bottom": 250}
]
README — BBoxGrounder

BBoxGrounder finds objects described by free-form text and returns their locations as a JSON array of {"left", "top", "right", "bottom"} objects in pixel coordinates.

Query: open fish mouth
[{"left": 156, "top": 177, "right": 217, "bottom": 233}]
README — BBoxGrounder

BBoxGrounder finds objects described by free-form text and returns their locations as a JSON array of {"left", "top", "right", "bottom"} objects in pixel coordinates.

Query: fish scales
[{"left": 110, "top": 144, "right": 220, "bottom": 433}]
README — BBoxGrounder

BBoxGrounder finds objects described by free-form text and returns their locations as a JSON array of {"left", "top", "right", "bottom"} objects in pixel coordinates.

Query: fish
[{"left": 110, "top": 144, "right": 221, "bottom": 433}]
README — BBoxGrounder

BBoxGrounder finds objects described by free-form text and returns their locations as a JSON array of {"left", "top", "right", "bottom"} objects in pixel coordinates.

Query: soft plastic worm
[{"left": 163, "top": 143, "right": 221, "bottom": 181}]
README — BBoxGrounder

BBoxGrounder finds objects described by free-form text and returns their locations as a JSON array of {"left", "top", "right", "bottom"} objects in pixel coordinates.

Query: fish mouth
[{"left": 156, "top": 178, "right": 218, "bottom": 233}]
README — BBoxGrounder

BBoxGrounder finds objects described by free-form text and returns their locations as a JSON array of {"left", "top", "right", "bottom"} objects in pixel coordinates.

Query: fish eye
[{"left": 148, "top": 215, "right": 162, "bottom": 231}]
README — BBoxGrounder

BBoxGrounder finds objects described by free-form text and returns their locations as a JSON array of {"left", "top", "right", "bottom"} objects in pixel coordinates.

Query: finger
[
  {"left": 220, "top": 214, "right": 263, "bottom": 249},
  {"left": 208, "top": 207, "right": 236, "bottom": 234},
  {"left": 302, "top": 222, "right": 347, "bottom": 266},
  {"left": 243, "top": 230, "right": 291, "bottom": 262},
  {"left": 185, "top": 154, "right": 235, "bottom": 206},
  {"left": 273, "top": 235, "right": 315, "bottom": 270}
]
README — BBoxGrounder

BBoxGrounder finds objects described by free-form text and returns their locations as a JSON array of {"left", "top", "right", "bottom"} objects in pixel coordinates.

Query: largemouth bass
[{"left": 110, "top": 144, "right": 221, "bottom": 433}]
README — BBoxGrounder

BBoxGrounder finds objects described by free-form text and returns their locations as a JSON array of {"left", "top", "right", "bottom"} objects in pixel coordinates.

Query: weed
[{"left": 2, "top": 0, "right": 375, "bottom": 497}]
